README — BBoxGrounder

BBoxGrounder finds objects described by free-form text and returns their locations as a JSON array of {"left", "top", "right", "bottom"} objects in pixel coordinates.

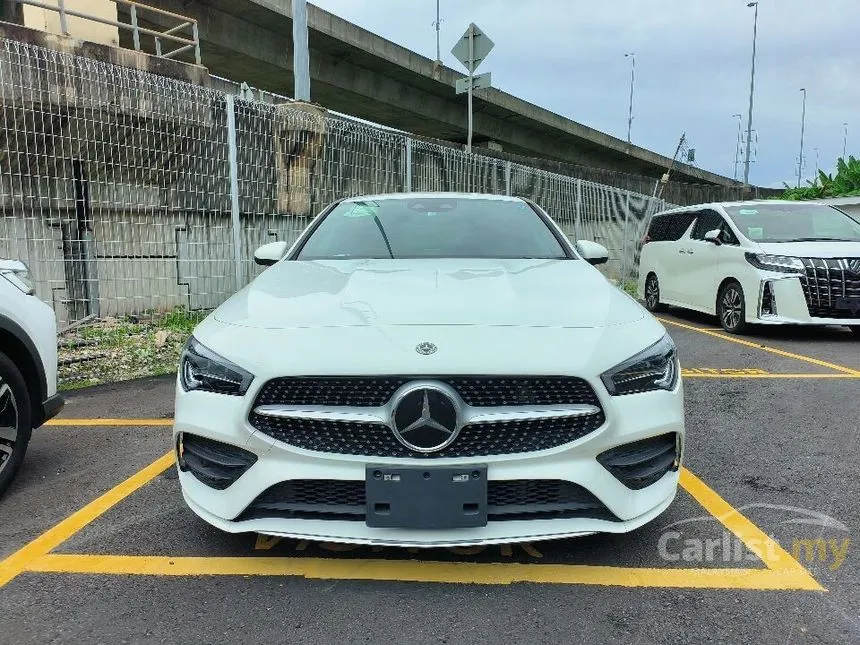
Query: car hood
[
  {"left": 754, "top": 241, "right": 860, "bottom": 258},
  {"left": 213, "top": 259, "right": 646, "bottom": 329}
]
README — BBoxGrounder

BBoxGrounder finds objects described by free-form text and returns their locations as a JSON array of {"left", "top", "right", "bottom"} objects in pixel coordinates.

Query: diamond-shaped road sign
[
  {"left": 455, "top": 72, "right": 492, "bottom": 95},
  {"left": 451, "top": 23, "right": 494, "bottom": 73}
]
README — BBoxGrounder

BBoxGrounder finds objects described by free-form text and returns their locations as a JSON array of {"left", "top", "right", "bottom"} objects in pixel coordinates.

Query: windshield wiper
[
  {"left": 784, "top": 237, "right": 858, "bottom": 242},
  {"left": 371, "top": 215, "right": 395, "bottom": 259}
]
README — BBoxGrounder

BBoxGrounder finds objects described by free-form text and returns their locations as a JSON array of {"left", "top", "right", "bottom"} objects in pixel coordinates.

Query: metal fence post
[
  {"left": 621, "top": 192, "right": 631, "bottom": 284},
  {"left": 130, "top": 5, "right": 140, "bottom": 51},
  {"left": 225, "top": 95, "right": 244, "bottom": 292},
  {"left": 192, "top": 22, "right": 201, "bottom": 65},
  {"left": 504, "top": 161, "right": 511, "bottom": 196},
  {"left": 57, "top": 0, "right": 69, "bottom": 35},
  {"left": 573, "top": 179, "right": 582, "bottom": 241},
  {"left": 404, "top": 137, "right": 412, "bottom": 192}
]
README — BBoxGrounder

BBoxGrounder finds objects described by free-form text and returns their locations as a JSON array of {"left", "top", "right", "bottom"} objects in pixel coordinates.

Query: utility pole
[
  {"left": 733, "top": 113, "right": 742, "bottom": 180},
  {"left": 625, "top": 52, "right": 635, "bottom": 143},
  {"left": 797, "top": 88, "right": 807, "bottom": 188},
  {"left": 655, "top": 133, "right": 686, "bottom": 199},
  {"left": 292, "top": 0, "right": 310, "bottom": 101},
  {"left": 743, "top": 2, "right": 759, "bottom": 186}
]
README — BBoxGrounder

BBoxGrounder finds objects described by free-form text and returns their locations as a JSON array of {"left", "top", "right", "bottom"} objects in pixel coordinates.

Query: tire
[
  {"left": 717, "top": 281, "right": 749, "bottom": 334},
  {"left": 0, "top": 351, "right": 32, "bottom": 498},
  {"left": 850, "top": 326, "right": 860, "bottom": 338},
  {"left": 643, "top": 273, "right": 668, "bottom": 313}
]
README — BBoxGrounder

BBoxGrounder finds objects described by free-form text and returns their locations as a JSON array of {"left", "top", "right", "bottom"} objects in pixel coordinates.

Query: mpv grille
[{"left": 799, "top": 258, "right": 860, "bottom": 319}]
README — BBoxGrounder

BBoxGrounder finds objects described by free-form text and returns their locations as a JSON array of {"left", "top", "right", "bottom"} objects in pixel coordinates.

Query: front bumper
[
  {"left": 752, "top": 275, "right": 860, "bottom": 326},
  {"left": 174, "top": 376, "right": 685, "bottom": 547}
]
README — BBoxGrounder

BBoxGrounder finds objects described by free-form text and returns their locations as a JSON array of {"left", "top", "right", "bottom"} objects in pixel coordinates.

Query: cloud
[{"left": 309, "top": 0, "right": 857, "bottom": 187}]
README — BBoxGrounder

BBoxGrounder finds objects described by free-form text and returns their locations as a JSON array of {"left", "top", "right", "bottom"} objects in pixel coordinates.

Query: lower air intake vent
[
  {"left": 178, "top": 433, "right": 258, "bottom": 490},
  {"left": 597, "top": 433, "right": 679, "bottom": 490},
  {"left": 236, "top": 479, "right": 619, "bottom": 523}
]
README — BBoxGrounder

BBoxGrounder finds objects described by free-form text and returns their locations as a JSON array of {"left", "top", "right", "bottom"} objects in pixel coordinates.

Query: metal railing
[{"left": 14, "top": 0, "right": 201, "bottom": 64}]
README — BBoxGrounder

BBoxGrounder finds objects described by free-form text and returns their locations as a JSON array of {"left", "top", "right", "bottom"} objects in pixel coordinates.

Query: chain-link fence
[{"left": 0, "top": 37, "right": 677, "bottom": 332}]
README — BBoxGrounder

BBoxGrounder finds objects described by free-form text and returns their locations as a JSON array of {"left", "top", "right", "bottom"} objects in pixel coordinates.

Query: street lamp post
[
  {"left": 434, "top": 0, "right": 441, "bottom": 61},
  {"left": 743, "top": 1, "right": 758, "bottom": 186},
  {"left": 733, "top": 113, "right": 743, "bottom": 180},
  {"left": 625, "top": 52, "right": 635, "bottom": 143},
  {"left": 843, "top": 122, "right": 849, "bottom": 159},
  {"left": 797, "top": 88, "right": 807, "bottom": 188}
]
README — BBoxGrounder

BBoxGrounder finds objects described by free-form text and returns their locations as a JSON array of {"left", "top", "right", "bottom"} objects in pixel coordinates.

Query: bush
[{"left": 779, "top": 156, "right": 860, "bottom": 200}]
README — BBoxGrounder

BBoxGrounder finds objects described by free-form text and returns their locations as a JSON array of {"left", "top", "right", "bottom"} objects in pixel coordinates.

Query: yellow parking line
[
  {"left": 26, "top": 553, "right": 821, "bottom": 590},
  {"left": 680, "top": 468, "right": 821, "bottom": 589},
  {"left": 0, "top": 453, "right": 174, "bottom": 588},
  {"left": 0, "top": 449, "right": 824, "bottom": 591},
  {"left": 659, "top": 317, "right": 860, "bottom": 375},
  {"left": 44, "top": 419, "right": 174, "bottom": 426},
  {"left": 682, "top": 373, "right": 860, "bottom": 379}
]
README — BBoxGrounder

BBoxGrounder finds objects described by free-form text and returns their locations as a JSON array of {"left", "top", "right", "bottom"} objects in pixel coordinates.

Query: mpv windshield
[
  {"left": 296, "top": 197, "right": 570, "bottom": 260},
  {"left": 724, "top": 203, "right": 860, "bottom": 243}
]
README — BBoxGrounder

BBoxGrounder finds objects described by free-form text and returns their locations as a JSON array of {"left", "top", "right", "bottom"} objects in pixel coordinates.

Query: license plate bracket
[{"left": 365, "top": 464, "right": 488, "bottom": 529}]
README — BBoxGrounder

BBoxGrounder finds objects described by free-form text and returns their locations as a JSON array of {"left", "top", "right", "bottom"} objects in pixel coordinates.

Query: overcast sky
[{"left": 309, "top": 0, "right": 856, "bottom": 188}]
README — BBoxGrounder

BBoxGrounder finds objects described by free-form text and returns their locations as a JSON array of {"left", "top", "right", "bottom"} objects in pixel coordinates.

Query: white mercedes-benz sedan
[{"left": 174, "top": 192, "right": 685, "bottom": 547}]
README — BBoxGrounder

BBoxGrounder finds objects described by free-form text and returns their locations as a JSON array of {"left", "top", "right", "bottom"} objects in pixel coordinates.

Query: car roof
[{"left": 340, "top": 192, "right": 524, "bottom": 203}]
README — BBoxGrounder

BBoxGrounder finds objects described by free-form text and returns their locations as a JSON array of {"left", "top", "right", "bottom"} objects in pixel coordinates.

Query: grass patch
[{"left": 58, "top": 308, "right": 208, "bottom": 391}]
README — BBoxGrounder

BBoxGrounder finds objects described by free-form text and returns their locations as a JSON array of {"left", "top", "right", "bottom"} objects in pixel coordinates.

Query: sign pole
[{"left": 467, "top": 25, "right": 474, "bottom": 154}]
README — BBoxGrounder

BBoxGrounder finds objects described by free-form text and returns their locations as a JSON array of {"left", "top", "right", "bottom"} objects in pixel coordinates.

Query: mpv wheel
[
  {"left": 718, "top": 281, "right": 748, "bottom": 334},
  {"left": 644, "top": 274, "right": 667, "bottom": 312},
  {"left": 0, "top": 351, "right": 32, "bottom": 497}
]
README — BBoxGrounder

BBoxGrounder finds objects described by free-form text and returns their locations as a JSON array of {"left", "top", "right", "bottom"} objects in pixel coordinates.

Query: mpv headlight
[
  {"left": 0, "top": 260, "right": 35, "bottom": 295},
  {"left": 744, "top": 253, "right": 804, "bottom": 274},
  {"left": 601, "top": 335, "right": 678, "bottom": 396},
  {"left": 180, "top": 337, "right": 254, "bottom": 395}
]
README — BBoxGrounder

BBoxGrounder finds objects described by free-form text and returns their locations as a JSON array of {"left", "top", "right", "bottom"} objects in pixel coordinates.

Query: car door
[
  {"left": 658, "top": 211, "right": 697, "bottom": 303},
  {"left": 677, "top": 209, "right": 736, "bottom": 312}
]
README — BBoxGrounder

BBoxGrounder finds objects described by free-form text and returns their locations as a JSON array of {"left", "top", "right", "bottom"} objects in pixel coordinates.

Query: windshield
[
  {"left": 296, "top": 197, "right": 569, "bottom": 260},
  {"left": 724, "top": 203, "right": 860, "bottom": 243}
]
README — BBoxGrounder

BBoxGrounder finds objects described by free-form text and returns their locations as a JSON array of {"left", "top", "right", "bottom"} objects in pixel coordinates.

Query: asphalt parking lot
[{"left": 1, "top": 309, "right": 858, "bottom": 644}]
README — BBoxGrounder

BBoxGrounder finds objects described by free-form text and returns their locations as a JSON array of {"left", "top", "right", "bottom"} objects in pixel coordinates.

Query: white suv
[
  {"left": 637, "top": 200, "right": 860, "bottom": 334},
  {"left": 0, "top": 259, "right": 64, "bottom": 496}
]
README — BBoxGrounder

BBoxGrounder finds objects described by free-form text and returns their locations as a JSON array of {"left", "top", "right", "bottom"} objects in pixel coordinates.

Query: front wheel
[
  {"left": 849, "top": 326, "right": 860, "bottom": 338},
  {"left": 717, "top": 281, "right": 749, "bottom": 334},
  {"left": 0, "top": 351, "right": 33, "bottom": 498}
]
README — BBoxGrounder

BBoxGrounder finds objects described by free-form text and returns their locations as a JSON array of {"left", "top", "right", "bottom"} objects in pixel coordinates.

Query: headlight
[
  {"left": 0, "top": 260, "right": 35, "bottom": 295},
  {"left": 601, "top": 335, "right": 678, "bottom": 396},
  {"left": 180, "top": 337, "right": 254, "bottom": 395},
  {"left": 744, "top": 253, "right": 804, "bottom": 274}
]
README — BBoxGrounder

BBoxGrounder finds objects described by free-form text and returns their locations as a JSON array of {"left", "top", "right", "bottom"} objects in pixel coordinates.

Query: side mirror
[
  {"left": 704, "top": 229, "right": 722, "bottom": 245},
  {"left": 575, "top": 240, "right": 609, "bottom": 266},
  {"left": 254, "top": 241, "right": 289, "bottom": 266}
]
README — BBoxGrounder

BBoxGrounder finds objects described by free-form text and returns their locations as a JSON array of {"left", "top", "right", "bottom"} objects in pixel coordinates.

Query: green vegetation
[
  {"left": 779, "top": 156, "right": 860, "bottom": 200},
  {"left": 58, "top": 307, "right": 207, "bottom": 391},
  {"left": 620, "top": 280, "right": 639, "bottom": 297}
]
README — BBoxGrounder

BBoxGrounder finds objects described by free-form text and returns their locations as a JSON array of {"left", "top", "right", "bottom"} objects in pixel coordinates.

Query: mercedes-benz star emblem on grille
[
  {"left": 415, "top": 341, "right": 437, "bottom": 355},
  {"left": 847, "top": 259, "right": 860, "bottom": 275},
  {"left": 391, "top": 386, "right": 460, "bottom": 453}
]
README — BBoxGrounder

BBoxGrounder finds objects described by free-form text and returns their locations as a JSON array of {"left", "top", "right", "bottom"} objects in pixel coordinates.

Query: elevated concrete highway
[{"left": 122, "top": 0, "right": 742, "bottom": 188}]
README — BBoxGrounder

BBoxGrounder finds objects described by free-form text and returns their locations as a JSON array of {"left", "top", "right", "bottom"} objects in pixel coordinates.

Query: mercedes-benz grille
[
  {"left": 249, "top": 376, "right": 606, "bottom": 458},
  {"left": 799, "top": 257, "right": 860, "bottom": 319}
]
